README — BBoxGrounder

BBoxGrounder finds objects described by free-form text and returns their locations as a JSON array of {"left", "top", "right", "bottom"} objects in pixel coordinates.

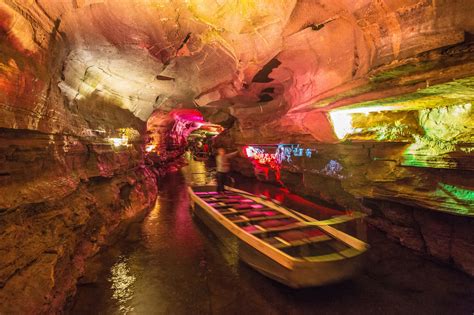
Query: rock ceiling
[
  {"left": 1, "top": 0, "right": 474, "bottom": 142},
  {"left": 1, "top": 4, "right": 474, "bottom": 308}
]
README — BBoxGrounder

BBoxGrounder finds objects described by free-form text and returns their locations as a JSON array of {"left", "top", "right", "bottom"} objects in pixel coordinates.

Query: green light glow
[
  {"left": 329, "top": 100, "right": 473, "bottom": 147},
  {"left": 328, "top": 77, "right": 474, "bottom": 142},
  {"left": 435, "top": 183, "right": 474, "bottom": 215},
  {"left": 401, "top": 102, "right": 472, "bottom": 168},
  {"left": 439, "top": 184, "right": 474, "bottom": 201}
]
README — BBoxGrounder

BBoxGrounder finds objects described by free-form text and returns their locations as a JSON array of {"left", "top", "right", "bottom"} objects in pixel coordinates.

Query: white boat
[{"left": 188, "top": 185, "right": 369, "bottom": 288}]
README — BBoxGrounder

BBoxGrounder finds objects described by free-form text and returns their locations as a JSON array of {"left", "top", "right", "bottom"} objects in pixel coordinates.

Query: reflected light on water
[
  {"left": 142, "top": 195, "right": 163, "bottom": 251},
  {"left": 182, "top": 155, "right": 212, "bottom": 185},
  {"left": 147, "top": 197, "right": 161, "bottom": 221},
  {"left": 71, "top": 166, "right": 474, "bottom": 315},
  {"left": 109, "top": 256, "right": 136, "bottom": 314}
]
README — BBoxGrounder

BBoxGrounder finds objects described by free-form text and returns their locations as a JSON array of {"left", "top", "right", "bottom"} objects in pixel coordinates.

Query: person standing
[{"left": 215, "top": 148, "right": 238, "bottom": 193}]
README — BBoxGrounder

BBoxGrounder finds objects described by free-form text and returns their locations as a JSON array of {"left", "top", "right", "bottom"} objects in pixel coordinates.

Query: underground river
[{"left": 69, "top": 160, "right": 474, "bottom": 314}]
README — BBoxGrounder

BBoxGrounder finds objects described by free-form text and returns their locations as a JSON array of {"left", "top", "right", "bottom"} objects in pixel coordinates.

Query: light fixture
[
  {"left": 145, "top": 144, "right": 156, "bottom": 152},
  {"left": 109, "top": 136, "right": 128, "bottom": 147}
]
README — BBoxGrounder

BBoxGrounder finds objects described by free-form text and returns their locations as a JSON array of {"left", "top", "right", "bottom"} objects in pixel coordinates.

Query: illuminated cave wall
[
  {"left": 239, "top": 141, "right": 473, "bottom": 216},
  {"left": 0, "top": 0, "right": 474, "bottom": 310},
  {"left": 145, "top": 109, "right": 205, "bottom": 175}
]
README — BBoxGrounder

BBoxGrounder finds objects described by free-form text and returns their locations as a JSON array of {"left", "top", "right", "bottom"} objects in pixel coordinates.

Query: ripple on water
[{"left": 109, "top": 256, "right": 136, "bottom": 314}]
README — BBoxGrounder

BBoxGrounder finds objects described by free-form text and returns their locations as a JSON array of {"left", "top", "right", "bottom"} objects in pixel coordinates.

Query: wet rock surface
[
  {"left": 229, "top": 142, "right": 474, "bottom": 216},
  {"left": 70, "top": 170, "right": 474, "bottom": 315},
  {"left": 0, "top": 128, "right": 158, "bottom": 314},
  {"left": 366, "top": 199, "right": 474, "bottom": 276},
  {"left": 229, "top": 142, "right": 474, "bottom": 277},
  {"left": 1, "top": 1, "right": 473, "bottom": 312}
]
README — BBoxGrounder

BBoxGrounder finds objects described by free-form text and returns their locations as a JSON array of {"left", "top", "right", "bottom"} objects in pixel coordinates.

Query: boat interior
[{"left": 193, "top": 189, "right": 358, "bottom": 260}]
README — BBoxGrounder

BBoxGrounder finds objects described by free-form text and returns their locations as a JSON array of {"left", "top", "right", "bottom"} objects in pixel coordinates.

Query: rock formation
[{"left": 1, "top": 0, "right": 473, "bottom": 312}]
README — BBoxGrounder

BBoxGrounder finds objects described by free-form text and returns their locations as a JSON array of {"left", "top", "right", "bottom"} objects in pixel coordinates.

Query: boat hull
[{"left": 191, "top": 197, "right": 367, "bottom": 288}]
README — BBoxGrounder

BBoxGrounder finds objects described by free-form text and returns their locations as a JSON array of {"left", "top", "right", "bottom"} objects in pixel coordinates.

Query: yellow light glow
[
  {"left": 145, "top": 144, "right": 156, "bottom": 152},
  {"left": 109, "top": 136, "right": 128, "bottom": 147},
  {"left": 331, "top": 105, "right": 400, "bottom": 115},
  {"left": 328, "top": 111, "right": 354, "bottom": 140},
  {"left": 328, "top": 105, "right": 400, "bottom": 140}
]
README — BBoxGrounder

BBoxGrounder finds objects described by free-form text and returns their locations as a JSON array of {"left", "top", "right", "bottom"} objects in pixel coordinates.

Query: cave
[{"left": 1, "top": 0, "right": 473, "bottom": 314}]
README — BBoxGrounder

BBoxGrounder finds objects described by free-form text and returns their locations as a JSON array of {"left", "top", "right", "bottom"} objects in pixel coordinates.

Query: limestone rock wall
[
  {"left": 0, "top": 2, "right": 160, "bottom": 313},
  {"left": 1, "top": 0, "right": 473, "bottom": 307},
  {"left": 0, "top": 128, "right": 158, "bottom": 314},
  {"left": 228, "top": 140, "right": 474, "bottom": 276},
  {"left": 366, "top": 199, "right": 474, "bottom": 277}
]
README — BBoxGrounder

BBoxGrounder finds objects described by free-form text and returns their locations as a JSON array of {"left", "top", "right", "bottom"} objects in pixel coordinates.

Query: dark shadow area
[
  {"left": 251, "top": 58, "right": 281, "bottom": 83},
  {"left": 258, "top": 93, "right": 274, "bottom": 102}
]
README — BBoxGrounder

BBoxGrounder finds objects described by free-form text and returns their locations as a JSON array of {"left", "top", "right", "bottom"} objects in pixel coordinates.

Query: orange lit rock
[{"left": 1, "top": 1, "right": 474, "bottom": 311}]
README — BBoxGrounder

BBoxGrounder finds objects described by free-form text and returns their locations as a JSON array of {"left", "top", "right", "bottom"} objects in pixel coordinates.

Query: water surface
[{"left": 70, "top": 162, "right": 474, "bottom": 314}]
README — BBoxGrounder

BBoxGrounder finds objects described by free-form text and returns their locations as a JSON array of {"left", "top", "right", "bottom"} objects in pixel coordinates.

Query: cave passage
[
  {"left": 1, "top": 0, "right": 473, "bottom": 314},
  {"left": 69, "top": 159, "right": 474, "bottom": 314}
]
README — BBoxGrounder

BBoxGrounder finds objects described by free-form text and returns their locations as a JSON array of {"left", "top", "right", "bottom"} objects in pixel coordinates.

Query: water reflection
[
  {"left": 70, "top": 158, "right": 474, "bottom": 315},
  {"left": 182, "top": 154, "right": 213, "bottom": 186},
  {"left": 109, "top": 256, "right": 136, "bottom": 314}
]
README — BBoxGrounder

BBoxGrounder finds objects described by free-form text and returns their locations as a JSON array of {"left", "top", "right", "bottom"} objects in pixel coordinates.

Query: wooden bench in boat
[
  {"left": 271, "top": 234, "right": 332, "bottom": 249},
  {"left": 189, "top": 185, "right": 369, "bottom": 288},
  {"left": 231, "top": 214, "right": 289, "bottom": 223},
  {"left": 219, "top": 207, "right": 276, "bottom": 215},
  {"left": 249, "top": 223, "right": 307, "bottom": 235}
]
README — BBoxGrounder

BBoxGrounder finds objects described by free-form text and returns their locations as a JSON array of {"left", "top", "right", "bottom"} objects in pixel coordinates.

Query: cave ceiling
[{"left": 1, "top": 0, "right": 474, "bottom": 142}]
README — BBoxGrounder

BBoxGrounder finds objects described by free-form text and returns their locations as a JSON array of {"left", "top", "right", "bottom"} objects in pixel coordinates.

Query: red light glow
[{"left": 242, "top": 146, "right": 282, "bottom": 182}]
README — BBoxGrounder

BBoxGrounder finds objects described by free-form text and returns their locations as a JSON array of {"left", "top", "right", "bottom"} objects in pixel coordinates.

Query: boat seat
[
  {"left": 262, "top": 237, "right": 285, "bottom": 246},
  {"left": 234, "top": 204, "right": 254, "bottom": 210},
  {"left": 250, "top": 223, "right": 306, "bottom": 235},
  {"left": 194, "top": 192, "right": 218, "bottom": 196},
  {"left": 213, "top": 195, "right": 237, "bottom": 200},
  {"left": 214, "top": 203, "right": 260, "bottom": 210},
  {"left": 219, "top": 209, "right": 253, "bottom": 215},
  {"left": 208, "top": 203, "right": 232, "bottom": 209},
  {"left": 273, "top": 233, "right": 331, "bottom": 249},
  {"left": 201, "top": 198, "right": 219, "bottom": 202},
  {"left": 258, "top": 218, "right": 298, "bottom": 228},
  {"left": 213, "top": 196, "right": 253, "bottom": 202},
  {"left": 232, "top": 215, "right": 290, "bottom": 224},
  {"left": 221, "top": 206, "right": 280, "bottom": 217},
  {"left": 244, "top": 210, "right": 278, "bottom": 218},
  {"left": 278, "top": 229, "right": 325, "bottom": 242},
  {"left": 220, "top": 199, "right": 244, "bottom": 203},
  {"left": 241, "top": 225, "right": 265, "bottom": 233},
  {"left": 225, "top": 195, "right": 244, "bottom": 199}
]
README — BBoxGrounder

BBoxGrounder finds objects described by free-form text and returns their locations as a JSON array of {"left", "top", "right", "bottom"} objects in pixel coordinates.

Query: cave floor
[{"left": 70, "top": 161, "right": 474, "bottom": 315}]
